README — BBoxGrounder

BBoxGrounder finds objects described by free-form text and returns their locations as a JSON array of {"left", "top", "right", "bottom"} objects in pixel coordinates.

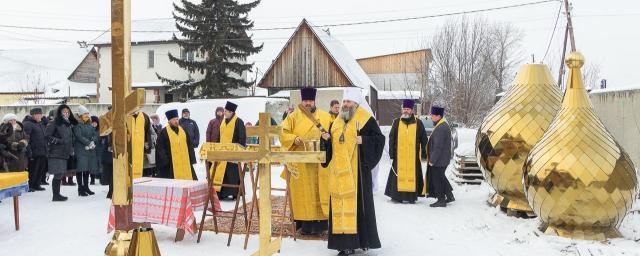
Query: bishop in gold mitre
[
  {"left": 320, "top": 87, "right": 384, "bottom": 255},
  {"left": 384, "top": 99, "right": 427, "bottom": 204},
  {"left": 281, "top": 87, "right": 332, "bottom": 235},
  {"left": 155, "top": 109, "right": 197, "bottom": 180}
]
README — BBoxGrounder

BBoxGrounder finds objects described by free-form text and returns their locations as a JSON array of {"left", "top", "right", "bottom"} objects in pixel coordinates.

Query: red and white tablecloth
[{"left": 107, "top": 177, "right": 222, "bottom": 235}]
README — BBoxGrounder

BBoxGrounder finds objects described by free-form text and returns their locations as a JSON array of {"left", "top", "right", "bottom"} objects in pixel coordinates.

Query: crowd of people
[{"left": 0, "top": 89, "right": 454, "bottom": 256}]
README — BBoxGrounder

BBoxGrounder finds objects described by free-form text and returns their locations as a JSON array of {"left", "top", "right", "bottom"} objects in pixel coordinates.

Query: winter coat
[
  {"left": 73, "top": 120, "right": 99, "bottom": 172},
  {"left": 45, "top": 105, "right": 78, "bottom": 160},
  {"left": 23, "top": 115, "right": 47, "bottom": 158},
  {"left": 100, "top": 134, "right": 113, "bottom": 165},
  {"left": 427, "top": 120, "right": 452, "bottom": 167},
  {"left": 206, "top": 116, "right": 223, "bottom": 143},
  {"left": 144, "top": 120, "right": 158, "bottom": 169},
  {"left": 4, "top": 122, "right": 29, "bottom": 171},
  {"left": 179, "top": 117, "right": 200, "bottom": 148},
  {"left": 0, "top": 123, "right": 13, "bottom": 171}
]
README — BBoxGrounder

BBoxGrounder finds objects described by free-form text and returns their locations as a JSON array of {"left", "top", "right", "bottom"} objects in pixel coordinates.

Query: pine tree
[{"left": 157, "top": 0, "right": 263, "bottom": 98}]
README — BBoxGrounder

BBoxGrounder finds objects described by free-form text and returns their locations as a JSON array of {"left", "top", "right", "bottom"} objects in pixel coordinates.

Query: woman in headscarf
[
  {"left": 45, "top": 104, "right": 78, "bottom": 201},
  {"left": 73, "top": 105, "right": 99, "bottom": 196},
  {"left": 2, "top": 113, "right": 29, "bottom": 172}
]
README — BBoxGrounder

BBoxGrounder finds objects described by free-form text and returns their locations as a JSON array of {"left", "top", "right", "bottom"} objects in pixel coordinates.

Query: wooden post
[{"left": 13, "top": 196, "right": 19, "bottom": 231}]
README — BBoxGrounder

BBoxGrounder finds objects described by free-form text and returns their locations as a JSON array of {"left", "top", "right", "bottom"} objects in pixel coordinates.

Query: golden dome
[
  {"left": 523, "top": 52, "right": 638, "bottom": 240},
  {"left": 476, "top": 63, "right": 562, "bottom": 215}
]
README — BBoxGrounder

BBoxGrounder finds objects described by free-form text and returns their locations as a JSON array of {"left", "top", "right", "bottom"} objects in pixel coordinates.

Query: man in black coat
[
  {"left": 24, "top": 108, "right": 48, "bottom": 192},
  {"left": 179, "top": 108, "right": 200, "bottom": 149},
  {"left": 155, "top": 109, "right": 198, "bottom": 180},
  {"left": 425, "top": 106, "right": 454, "bottom": 207}
]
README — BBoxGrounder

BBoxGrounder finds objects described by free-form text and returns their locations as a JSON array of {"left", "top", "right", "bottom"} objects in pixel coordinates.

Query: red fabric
[{"left": 107, "top": 177, "right": 221, "bottom": 235}]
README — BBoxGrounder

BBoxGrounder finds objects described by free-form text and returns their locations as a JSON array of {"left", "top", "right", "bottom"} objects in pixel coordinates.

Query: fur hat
[
  {"left": 225, "top": 101, "right": 238, "bottom": 112},
  {"left": 77, "top": 105, "right": 90, "bottom": 115},
  {"left": 402, "top": 99, "right": 415, "bottom": 109},
  {"left": 3, "top": 113, "right": 17, "bottom": 123},
  {"left": 165, "top": 109, "right": 179, "bottom": 120},
  {"left": 431, "top": 106, "right": 445, "bottom": 116},
  {"left": 301, "top": 87, "right": 317, "bottom": 101}
]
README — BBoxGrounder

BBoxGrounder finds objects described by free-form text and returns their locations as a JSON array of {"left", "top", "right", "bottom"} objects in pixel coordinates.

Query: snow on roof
[
  {"left": 91, "top": 18, "right": 178, "bottom": 45},
  {"left": 0, "top": 48, "right": 91, "bottom": 93},
  {"left": 305, "top": 20, "right": 377, "bottom": 92},
  {"left": 269, "top": 90, "right": 290, "bottom": 98},
  {"left": 377, "top": 90, "right": 421, "bottom": 100},
  {"left": 590, "top": 84, "right": 640, "bottom": 94},
  {"left": 132, "top": 82, "right": 168, "bottom": 88},
  {"left": 47, "top": 81, "right": 97, "bottom": 98}
]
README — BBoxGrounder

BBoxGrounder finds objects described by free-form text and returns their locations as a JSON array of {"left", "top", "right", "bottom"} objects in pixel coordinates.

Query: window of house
[
  {"left": 181, "top": 49, "right": 195, "bottom": 61},
  {"left": 148, "top": 50, "right": 155, "bottom": 68}
]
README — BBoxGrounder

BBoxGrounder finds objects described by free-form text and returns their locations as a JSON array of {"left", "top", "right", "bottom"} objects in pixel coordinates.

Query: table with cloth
[
  {"left": 107, "top": 177, "right": 222, "bottom": 241},
  {"left": 0, "top": 171, "right": 29, "bottom": 231}
]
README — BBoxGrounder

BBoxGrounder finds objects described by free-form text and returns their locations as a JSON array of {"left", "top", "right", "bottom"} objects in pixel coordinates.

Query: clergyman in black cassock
[
  {"left": 384, "top": 99, "right": 428, "bottom": 203},
  {"left": 212, "top": 101, "right": 247, "bottom": 200},
  {"left": 155, "top": 109, "right": 197, "bottom": 180},
  {"left": 321, "top": 88, "right": 384, "bottom": 255}
]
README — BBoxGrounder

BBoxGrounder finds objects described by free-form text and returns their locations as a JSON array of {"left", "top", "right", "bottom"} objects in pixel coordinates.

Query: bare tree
[
  {"left": 17, "top": 70, "right": 48, "bottom": 105},
  {"left": 486, "top": 23, "right": 524, "bottom": 94},
  {"left": 427, "top": 16, "right": 524, "bottom": 127},
  {"left": 582, "top": 62, "right": 601, "bottom": 91}
]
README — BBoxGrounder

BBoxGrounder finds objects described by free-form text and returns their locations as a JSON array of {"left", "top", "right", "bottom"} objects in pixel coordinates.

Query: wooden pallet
[{"left": 452, "top": 153, "right": 483, "bottom": 185}]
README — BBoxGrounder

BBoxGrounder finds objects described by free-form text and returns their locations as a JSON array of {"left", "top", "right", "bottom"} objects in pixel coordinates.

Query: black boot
[
  {"left": 83, "top": 172, "right": 94, "bottom": 195},
  {"left": 90, "top": 174, "right": 96, "bottom": 185},
  {"left": 107, "top": 182, "right": 113, "bottom": 199},
  {"left": 445, "top": 192, "right": 455, "bottom": 203},
  {"left": 337, "top": 249, "right": 355, "bottom": 255},
  {"left": 77, "top": 172, "right": 88, "bottom": 197},
  {"left": 52, "top": 179, "right": 68, "bottom": 202},
  {"left": 430, "top": 198, "right": 447, "bottom": 207},
  {"left": 40, "top": 172, "right": 49, "bottom": 185}
]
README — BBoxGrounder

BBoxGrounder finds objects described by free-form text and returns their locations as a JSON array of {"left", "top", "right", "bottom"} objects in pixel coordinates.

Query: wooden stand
[
  {"left": 197, "top": 162, "right": 249, "bottom": 246},
  {"left": 243, "top": 163, "right": 296, "bottom": 249}
]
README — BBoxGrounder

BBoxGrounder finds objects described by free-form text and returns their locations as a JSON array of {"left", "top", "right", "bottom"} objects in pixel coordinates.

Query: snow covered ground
[{"left": 1, "top": 127, "right": 639, "bottom": 256}]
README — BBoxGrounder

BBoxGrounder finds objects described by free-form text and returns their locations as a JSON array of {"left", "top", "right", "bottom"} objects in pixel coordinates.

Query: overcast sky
[{"left": 1, "top": 0, "right": 638, "bottom": 88}]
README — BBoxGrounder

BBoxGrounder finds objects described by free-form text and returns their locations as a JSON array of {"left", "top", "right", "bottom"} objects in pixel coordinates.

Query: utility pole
[{"left": 557, "top": 0, "right": 577, "bottom": 90}]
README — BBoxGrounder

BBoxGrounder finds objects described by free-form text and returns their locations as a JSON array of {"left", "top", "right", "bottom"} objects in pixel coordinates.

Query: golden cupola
[
  {"left": 476, "top": 63, "right": 562, "bottom": 215},
  {"left": 523, "top": 52, "right": 638, "bottom": 240}
]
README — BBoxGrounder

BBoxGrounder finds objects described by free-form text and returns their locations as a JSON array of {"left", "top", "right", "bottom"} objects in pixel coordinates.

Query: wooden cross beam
[{"left": 206, "top": 113, "right": 325, "bottom": 256}]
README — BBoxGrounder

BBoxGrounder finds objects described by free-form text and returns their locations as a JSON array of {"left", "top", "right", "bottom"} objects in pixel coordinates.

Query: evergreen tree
[{"left": 157, "top": 0, "right": 262, "bottom": 98}]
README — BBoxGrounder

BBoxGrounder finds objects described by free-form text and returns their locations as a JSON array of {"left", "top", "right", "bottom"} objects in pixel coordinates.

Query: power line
[
  {"left": 542, "top": 1, "right": 563, "bottom": 62},
  {"left": 0, "top": 0, "right": 558, "bottom": 33}
]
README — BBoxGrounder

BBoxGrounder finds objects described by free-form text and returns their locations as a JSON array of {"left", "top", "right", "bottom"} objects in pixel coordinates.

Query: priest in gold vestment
[
  {"left": 155, "top": 109, "right": 197, "bottom": 180},
  {"left": 281, "top": 87, "right": 332, "bottom": 235},
  {"left": 321, "top": 88, "right": 384, "bottom": 255},
  {"left": 384, "top": 99, "right": 427, "bottom": 203}
]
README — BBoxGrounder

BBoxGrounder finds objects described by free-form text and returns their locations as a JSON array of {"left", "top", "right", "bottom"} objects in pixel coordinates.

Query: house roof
[
  {"left": 90, "top": 18, "right": 178, "bottom": 46},
  {"left": 258, "top": 19, "right": 376, "bottom": 92},
  {"left": 378, "top": 90, "right": 421, "bottom": 100},
  {"left": 0, "top": 48, "right": 92, "bottom": 93},
  {"left": 356, "top": 49, "right": 432, "bottom": 61}
]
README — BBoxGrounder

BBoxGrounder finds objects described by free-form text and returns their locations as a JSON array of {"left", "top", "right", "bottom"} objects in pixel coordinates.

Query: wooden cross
[
  {"left": 99, "top": 0, "right": 145, "bottom": 232},
  {"left": 206, "top": 113, "right": 325, "bottom": 256}
]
